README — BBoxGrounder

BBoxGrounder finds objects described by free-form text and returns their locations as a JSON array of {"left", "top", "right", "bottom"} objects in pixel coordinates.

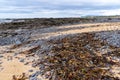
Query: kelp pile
[
  {"left": 39, "top": 33, "right": 119, "bottom": 80},
  {"left": 12, "top": 73, "right": 28, "bottom": 80}
]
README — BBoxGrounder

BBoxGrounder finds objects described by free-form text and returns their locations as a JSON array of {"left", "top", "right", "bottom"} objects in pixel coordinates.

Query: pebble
[
  {"left": 0, "top": 55, "right": 3, "bottom": 58},
  {"left": 39, "top": 65, "right": 45, "bottom": 70},
  {"left": 0, "top": 67, "right": 4, "bottom": 71},
  {"left": 32, "top": 63, "right": 37, "bottom": 67},
  {"left": 7, "top": 56, "right": 13, "bottom": 61},
  {"left": 15, "top": 40, "right": 21, "bottom": 45},
  {"left": 29, "top": 73, "right": 44, "bottom": 80},
  {"left": 13, "top": 53, "right": 19, "bottom": 56},
  {"left": 45, "top": 71, "right": 51, "bottom": 79},
  {"left": 29, "top": 69, "right": 34, "bottom": 72},
  {"left": 29, "top": 77, "right": 39, "bottom": 80},
  {"left": 0, "top": 61, "right": 3, "bottom": 64},
  {"left": 19, "top": 58, "right": 24, "bottom": 62},
  {"left": 24, "top": 62, "right": 29, "bottom": 65},
  {"left": 31, "top": 71, "right": 41, "bottom": 77}
]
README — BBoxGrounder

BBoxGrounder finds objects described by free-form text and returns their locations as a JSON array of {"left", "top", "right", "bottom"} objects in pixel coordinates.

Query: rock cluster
[{"left": 96, "top": 30, "right": 120, "bottom": 47}]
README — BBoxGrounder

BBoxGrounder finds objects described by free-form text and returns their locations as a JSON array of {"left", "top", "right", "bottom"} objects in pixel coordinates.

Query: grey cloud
[{"left": 0, "top": 0, "right": 120, "bottom": 18}]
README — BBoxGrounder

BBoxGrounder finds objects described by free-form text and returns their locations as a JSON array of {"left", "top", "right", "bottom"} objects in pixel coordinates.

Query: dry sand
[{"left": 0, "top": 52, "right": 38, "bottom": 80}]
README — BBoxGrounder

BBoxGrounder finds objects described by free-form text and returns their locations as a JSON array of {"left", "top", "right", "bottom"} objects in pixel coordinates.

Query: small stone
[
  {"left": 0, "top": 67, "right": 4, "bottom": 71},
  {"left": 7, "top": 56, "right": 13, "bottom": 61},
  {"left": 32, "top": 64, "right": 37, "bottom": 67},
  {"left": 15, "top": 40, "right": 21, "bottom": 45},
  {"left": 39, "top": 65, "right": 45, "bottom": 70},
  {"left": 29, "top": 69, "right": 33, "bottom": 72},
  {"left": 45, "top": 71, "right": 51, "bottom": 79},
  {"left": 29, "top": 77, "right": 38, "bottom": 80},
  {"left": 0, "top": 62, "right": 3, "bottom": 64},
  {"left": 14, "top": 53, "right": 19, "bottom": 56},
  {"left": 30, "top": 71, "right": 41, "bottom": 78},
  {"left": 0, "top": 55, "right": 3, "bottom": 58},
  {"left": 19, "top": 59, "right": 24, "bottom": 62},
  {"left": 24, "top": 62, "right": 29, "bottom": 65}
]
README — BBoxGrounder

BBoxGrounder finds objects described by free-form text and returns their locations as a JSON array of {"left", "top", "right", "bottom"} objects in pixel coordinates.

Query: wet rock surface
[
  {"left": 0, "top": 30, "right": 30, "bottom": 46},
  {"left": 96, "top": 31, "right": 120, "bottom": 47}
]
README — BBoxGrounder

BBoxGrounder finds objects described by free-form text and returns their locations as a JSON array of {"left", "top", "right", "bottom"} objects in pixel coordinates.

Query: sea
[{"left": 0, "top": 19, "right": 13, "bottom": 24}]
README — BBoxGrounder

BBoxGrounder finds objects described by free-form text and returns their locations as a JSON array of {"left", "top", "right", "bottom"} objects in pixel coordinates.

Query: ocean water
[{"left": 0, "top": 19, "right": 13, "bottom": 23}]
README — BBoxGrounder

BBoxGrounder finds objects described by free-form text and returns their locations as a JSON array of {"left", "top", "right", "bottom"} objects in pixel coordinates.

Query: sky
[{"left": 0, "top": 0, "right": 120, "bottom": 18}]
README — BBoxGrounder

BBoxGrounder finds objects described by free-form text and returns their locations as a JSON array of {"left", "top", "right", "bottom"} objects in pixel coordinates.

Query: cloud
[
  {"left": 0, "top": 0, "right": 120, "bottom": 18},
  {"left": 35, "top": 0, "right": 120, "bottom": 6}
]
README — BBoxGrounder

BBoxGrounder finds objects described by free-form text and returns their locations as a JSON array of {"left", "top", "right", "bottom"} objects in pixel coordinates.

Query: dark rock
[
  {"left": 0, "top": 55, "right": 3, "bottom": 58},
  {"left": 29, "top": 69, "right": 33, "bottom": 72},
  {"left": 19, "top": 59, "right": 24, "bottom": 62}
]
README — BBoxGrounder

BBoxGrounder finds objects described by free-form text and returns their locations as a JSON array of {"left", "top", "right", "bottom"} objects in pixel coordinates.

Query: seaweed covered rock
[{"left": 38, "top": 33, "right": 119, "bottom": 80}]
